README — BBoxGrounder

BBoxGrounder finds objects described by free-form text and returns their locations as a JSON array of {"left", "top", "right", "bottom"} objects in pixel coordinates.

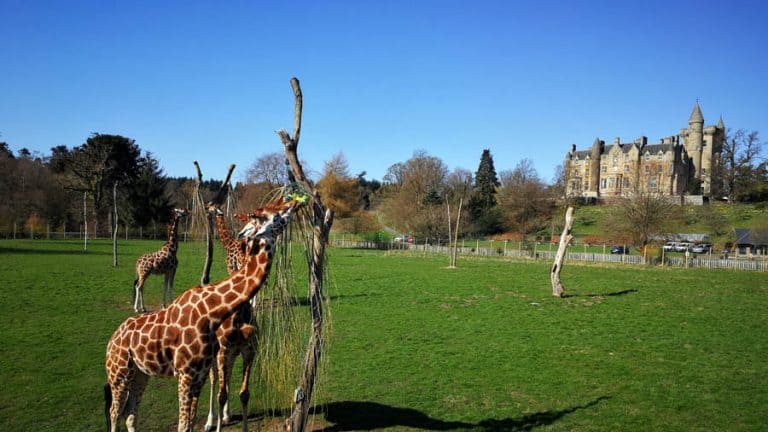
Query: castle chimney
[{"left": 571, "top": 144, "right": 576, "bottom": 154}]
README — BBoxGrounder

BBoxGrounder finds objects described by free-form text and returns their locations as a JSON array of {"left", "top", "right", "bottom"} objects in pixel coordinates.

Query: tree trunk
[
  {"left": 278, "top": 77, "right": 335, "bottom": 432},
  {"left": 112, "top": 182, "right": 119, "bottom": 267},
  {"left": 83, "top": 192, "right": 88, "bottom": 251},
  {"left": 551, "top": 206, "right": 574, "bottom": 298},
  {"left": 446, "top": 202, "right": 453, "bottom": 267},
  {"left": 194, "top": 162, "right": 236, "bottom": 285},
  {"left": 452, "top": 198, "right": 463, "bottom": 267}
]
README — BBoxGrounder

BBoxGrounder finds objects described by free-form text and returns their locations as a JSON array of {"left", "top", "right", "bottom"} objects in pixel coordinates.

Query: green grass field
[{"left": 0, "top": 239, "right": 766, "bottom": 431}]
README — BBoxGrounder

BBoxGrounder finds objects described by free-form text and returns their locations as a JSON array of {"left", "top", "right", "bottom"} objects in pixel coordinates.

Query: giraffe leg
[
  {"left": 238, "top": 340, "right": 257, "bottom": 432},
  {"left": 162, "top": 273, "right": 171, "bottom": 307},
  {"left": 177, "top": 374, "right": 194, "bottom": 432},
  {"left": 217, "top": 348, "right": 237, "bottom": 431},
  {"left": 133, "top": 272, "right": 149, "bottom": 313},
  {"left": 108, "top": 379, "right": 130, "bottom": 432},
  {"left": 204, "top": 362, "right": 219, "bottom": 432},
  {"left": 167, "top": 269, "right": 176, "bottom": 306},
  {"left": 124, "top": 372, "right": 149, "bottom": 432},
  {"left": 178, "top": 372, "right": 207, "bottom": 432}
]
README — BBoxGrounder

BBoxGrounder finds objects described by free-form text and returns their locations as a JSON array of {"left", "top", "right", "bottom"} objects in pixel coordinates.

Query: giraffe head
[
  {"left": 235, "top": 197, "right": 302, "bottom": 243},
  {"left": 172, "top": 208, "right": 189, "bottom": 220}
]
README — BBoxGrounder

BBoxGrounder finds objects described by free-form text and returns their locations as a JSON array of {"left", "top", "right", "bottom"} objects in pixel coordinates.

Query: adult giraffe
[
  {"left": 132, "top": 208, "right": 188, "bottom": 312},
  {"left": 105, "top": 197, "right": 302, "bottom": 432},
  {"left": 204, "top": 204, "right": 257, "bottom": 432}
]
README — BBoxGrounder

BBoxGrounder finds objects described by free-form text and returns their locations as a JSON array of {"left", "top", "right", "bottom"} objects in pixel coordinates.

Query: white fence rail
[{"left": 333, "top": 240, "right": 768, "bottom": 272}]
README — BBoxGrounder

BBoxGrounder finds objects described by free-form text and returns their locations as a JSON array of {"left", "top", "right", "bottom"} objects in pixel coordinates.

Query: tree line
[{"left": 1, "top": 127, "right": 765, "bottom": 243}]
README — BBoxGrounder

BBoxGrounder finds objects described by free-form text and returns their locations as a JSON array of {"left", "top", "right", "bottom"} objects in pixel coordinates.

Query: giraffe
[
  {"left": 204, "top": 204, "right": 254, "bottom": 432},
  {"left": 132, "top": 208, "right": 188, "bottom": 313},
  {"left": 105, "top": 197, "right": 301, "bottom": 432},
  {"left": 212, "top": 206, "right": 248, "bottom": 275}
]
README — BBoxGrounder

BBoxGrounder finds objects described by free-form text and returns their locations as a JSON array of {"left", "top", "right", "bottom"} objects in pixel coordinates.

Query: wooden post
[
  {"left": 551, "top": 206, "right": 574, "bottom": 298},
  {"left": 279, "top": 77, "right": 334, "bottom": 432},
  {"left": 83, "top": 192, "right": 88, "bottom": 251},
  {"left": 112, "top": 182, "right": 119, "bottom": 267}
]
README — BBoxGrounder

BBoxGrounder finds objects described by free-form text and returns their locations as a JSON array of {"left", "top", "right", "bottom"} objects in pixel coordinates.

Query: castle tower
[
  {"left": 683, "top": 102, "right": 704, "bottom": 178},
  {"left": 588, "top": 137, "right": 603, "bottom": 194}
]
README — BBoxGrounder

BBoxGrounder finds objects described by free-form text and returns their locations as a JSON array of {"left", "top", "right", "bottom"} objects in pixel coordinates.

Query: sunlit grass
[{"left": 0, "top": 240, "right": 766, "bottom": 431}]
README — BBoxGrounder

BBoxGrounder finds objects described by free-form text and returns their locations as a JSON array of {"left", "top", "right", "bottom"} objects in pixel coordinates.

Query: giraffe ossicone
[{"left": 105, "top": 197, "right": 302, "bottom": 432}]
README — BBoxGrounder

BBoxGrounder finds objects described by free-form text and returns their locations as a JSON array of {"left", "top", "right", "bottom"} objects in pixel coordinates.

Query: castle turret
[
  {"left": 684, "top": 102, "right": 704, "bottom": 177},
  {"left": 589, "top": 137, "right": 603, "bottom": 194}
]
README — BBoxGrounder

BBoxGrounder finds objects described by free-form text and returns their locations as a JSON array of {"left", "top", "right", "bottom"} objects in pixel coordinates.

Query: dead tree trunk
[
  {"left": 550, "top": 206, "right": 574, "bottom": 297},
  {"left": 278, "top": 77, "right": 334, "bottom": 432},
  {"left": 452, "top": 198, "right": 463, "bottom": 267},
  {"left": 193, "top": 162, "right": 236, "bottom": 285}
]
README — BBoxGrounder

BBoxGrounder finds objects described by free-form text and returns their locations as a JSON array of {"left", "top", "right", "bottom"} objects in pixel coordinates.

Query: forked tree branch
[{"left": 279, "top": 77, "right": 334, "bottom": 432}]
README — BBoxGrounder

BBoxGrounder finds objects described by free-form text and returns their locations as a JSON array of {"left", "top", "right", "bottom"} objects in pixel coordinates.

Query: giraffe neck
[
  {"left": 164, "top": 217, "right": 181, "bottom": 253},
  {"left": 203, "top": 238, "right": 275, "bottom": 322},
  {"left": 215, "top": 215, "right": 236, "bottom": 247}
]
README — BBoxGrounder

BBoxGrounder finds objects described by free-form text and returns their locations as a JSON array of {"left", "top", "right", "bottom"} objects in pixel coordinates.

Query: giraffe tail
[{"left": 104, "top": 383, "right": 112, "bottom": 432}]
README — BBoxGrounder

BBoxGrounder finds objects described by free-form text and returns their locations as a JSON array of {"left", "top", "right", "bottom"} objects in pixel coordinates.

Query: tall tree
[
  {"left": 468, "top": 149, "right": 502, "bottom": 234},
  {"left": 498, "top": 159, "right": 555, "bottom": 235},
  {"left": 57, "top": 134, "right": 141, "bottom": 234},
  {"left": 380, "top": 150, "right": 448, "bottom": 239},
  {"left": 129, "top": 153, "right": 173, "bottom": 228},
  {"left": 715, "top": 129, "right": 766, "bottom": 202}
]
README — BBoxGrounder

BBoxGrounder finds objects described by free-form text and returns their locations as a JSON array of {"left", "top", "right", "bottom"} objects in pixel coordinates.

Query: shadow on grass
[
  {"left": 564, "top": 289, "right": 638, "bottom": 298},
  {"left": 309, "top": 396, "right": 610, "bottom": 431}
]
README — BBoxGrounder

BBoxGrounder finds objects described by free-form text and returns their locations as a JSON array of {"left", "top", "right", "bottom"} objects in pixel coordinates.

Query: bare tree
[
  {"left": 277, "top": 77, "right": 334, "bottom": 432},
  {"left": 606, "top": 185, "right": 680, "bottom": 251},
  {"left": 717, "top": 129, "right": 766, "bottom": 202},
  {"left": 243, "top": 152, "right": 288, "bottom": 186}
]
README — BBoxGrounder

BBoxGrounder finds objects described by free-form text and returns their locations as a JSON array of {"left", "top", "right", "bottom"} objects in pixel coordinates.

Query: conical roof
[
  {"left": 717, "top": 116, "right": 725, "bottom": 129},
  {"left": 689, "top": 102, "right": 704, "bottom": 124}
]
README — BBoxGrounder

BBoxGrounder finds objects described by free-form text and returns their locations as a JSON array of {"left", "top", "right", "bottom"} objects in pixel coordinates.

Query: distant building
[{"left": 564, "top": 103, "right": 725, "bottom": 200}]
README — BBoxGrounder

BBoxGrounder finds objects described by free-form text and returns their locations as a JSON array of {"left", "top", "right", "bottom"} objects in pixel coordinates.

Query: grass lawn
[{"left": 0, "top": 239, "right": 766, "bottom": 431}]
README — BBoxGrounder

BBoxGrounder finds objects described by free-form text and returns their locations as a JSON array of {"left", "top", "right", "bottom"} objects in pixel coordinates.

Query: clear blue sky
[{"left": 2, "top": 0, "right": 766, "bottom": 183}]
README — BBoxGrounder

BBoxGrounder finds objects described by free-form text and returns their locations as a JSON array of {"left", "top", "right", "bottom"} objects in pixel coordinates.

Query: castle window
[
  {"left": 601, "top": 166, "right": 607, "bottom": 173},
  {"left": 624, "top": 164, "right": 629, "bottom": 172},
  {"left": 601, "top": 179, "right": 607, "bottom": 188},
  {"left": 644, "top": 166, "right": 650, "bottom": 174},
  {"left": 657, "top": 153, "right": 663, "bottom": 160},
  {"left": 608, "top": 177, "right": 615, "bottom": 188},
  {"left": 623, "top": 178, "right": 630, "bottom": 188},
  {"left": 648, "top": 177, "right": 658, "bottom": 189},
  {"left": 612, "top": 156, "right": 618, "bottom": 167}
]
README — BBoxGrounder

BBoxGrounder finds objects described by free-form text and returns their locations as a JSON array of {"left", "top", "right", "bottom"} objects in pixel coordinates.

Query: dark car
[{"left": 610, "top": 245, "right": 629, "bottom": 254}]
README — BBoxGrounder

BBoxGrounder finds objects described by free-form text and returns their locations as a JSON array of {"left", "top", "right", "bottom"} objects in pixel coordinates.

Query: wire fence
[{"left": 332, "top": 239, "right": 768, "bottom": 272}]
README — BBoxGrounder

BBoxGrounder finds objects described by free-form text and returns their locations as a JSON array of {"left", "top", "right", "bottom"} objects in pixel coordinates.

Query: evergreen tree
[
  {"left": 468, "top": 149, "right": 502, "bottom": 234},
  {"left": 129, "top": 153, "right": 173, "bottom": 227}
]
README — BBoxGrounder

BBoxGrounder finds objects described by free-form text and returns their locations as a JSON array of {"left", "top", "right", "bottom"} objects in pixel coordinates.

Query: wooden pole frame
[{"left": 277, "top": 77, "right": 334, "bottom": 432}]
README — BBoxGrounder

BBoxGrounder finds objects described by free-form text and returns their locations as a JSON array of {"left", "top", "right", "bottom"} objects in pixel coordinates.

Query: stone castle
[{"left": 564, "top": 103, "right": 725, "bottom": 200}]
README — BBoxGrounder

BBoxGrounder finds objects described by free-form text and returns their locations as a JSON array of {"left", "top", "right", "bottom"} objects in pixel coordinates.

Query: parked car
[
  {"left": 610, "top": 245, "right": 629, "bottom": 254},
  {"left": 663, "top": 241, "right": 677, "bottom": 251},
  {"left": 674, "top": 242, "right": 692, "bottom": 252},
  {"left": 690, "top": 244, "right": 712, "bottom": 253}
]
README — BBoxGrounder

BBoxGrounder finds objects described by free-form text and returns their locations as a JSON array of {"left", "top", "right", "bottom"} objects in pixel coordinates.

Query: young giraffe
[
  {"left": 105, "top": 197, "right": 300, "bottom": 432},
  {"left": 205, "top": 205, "right": 264, "bottom": 432},
  {"left": 132, "top": 208, "right": 188, "bottom": 313}
]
